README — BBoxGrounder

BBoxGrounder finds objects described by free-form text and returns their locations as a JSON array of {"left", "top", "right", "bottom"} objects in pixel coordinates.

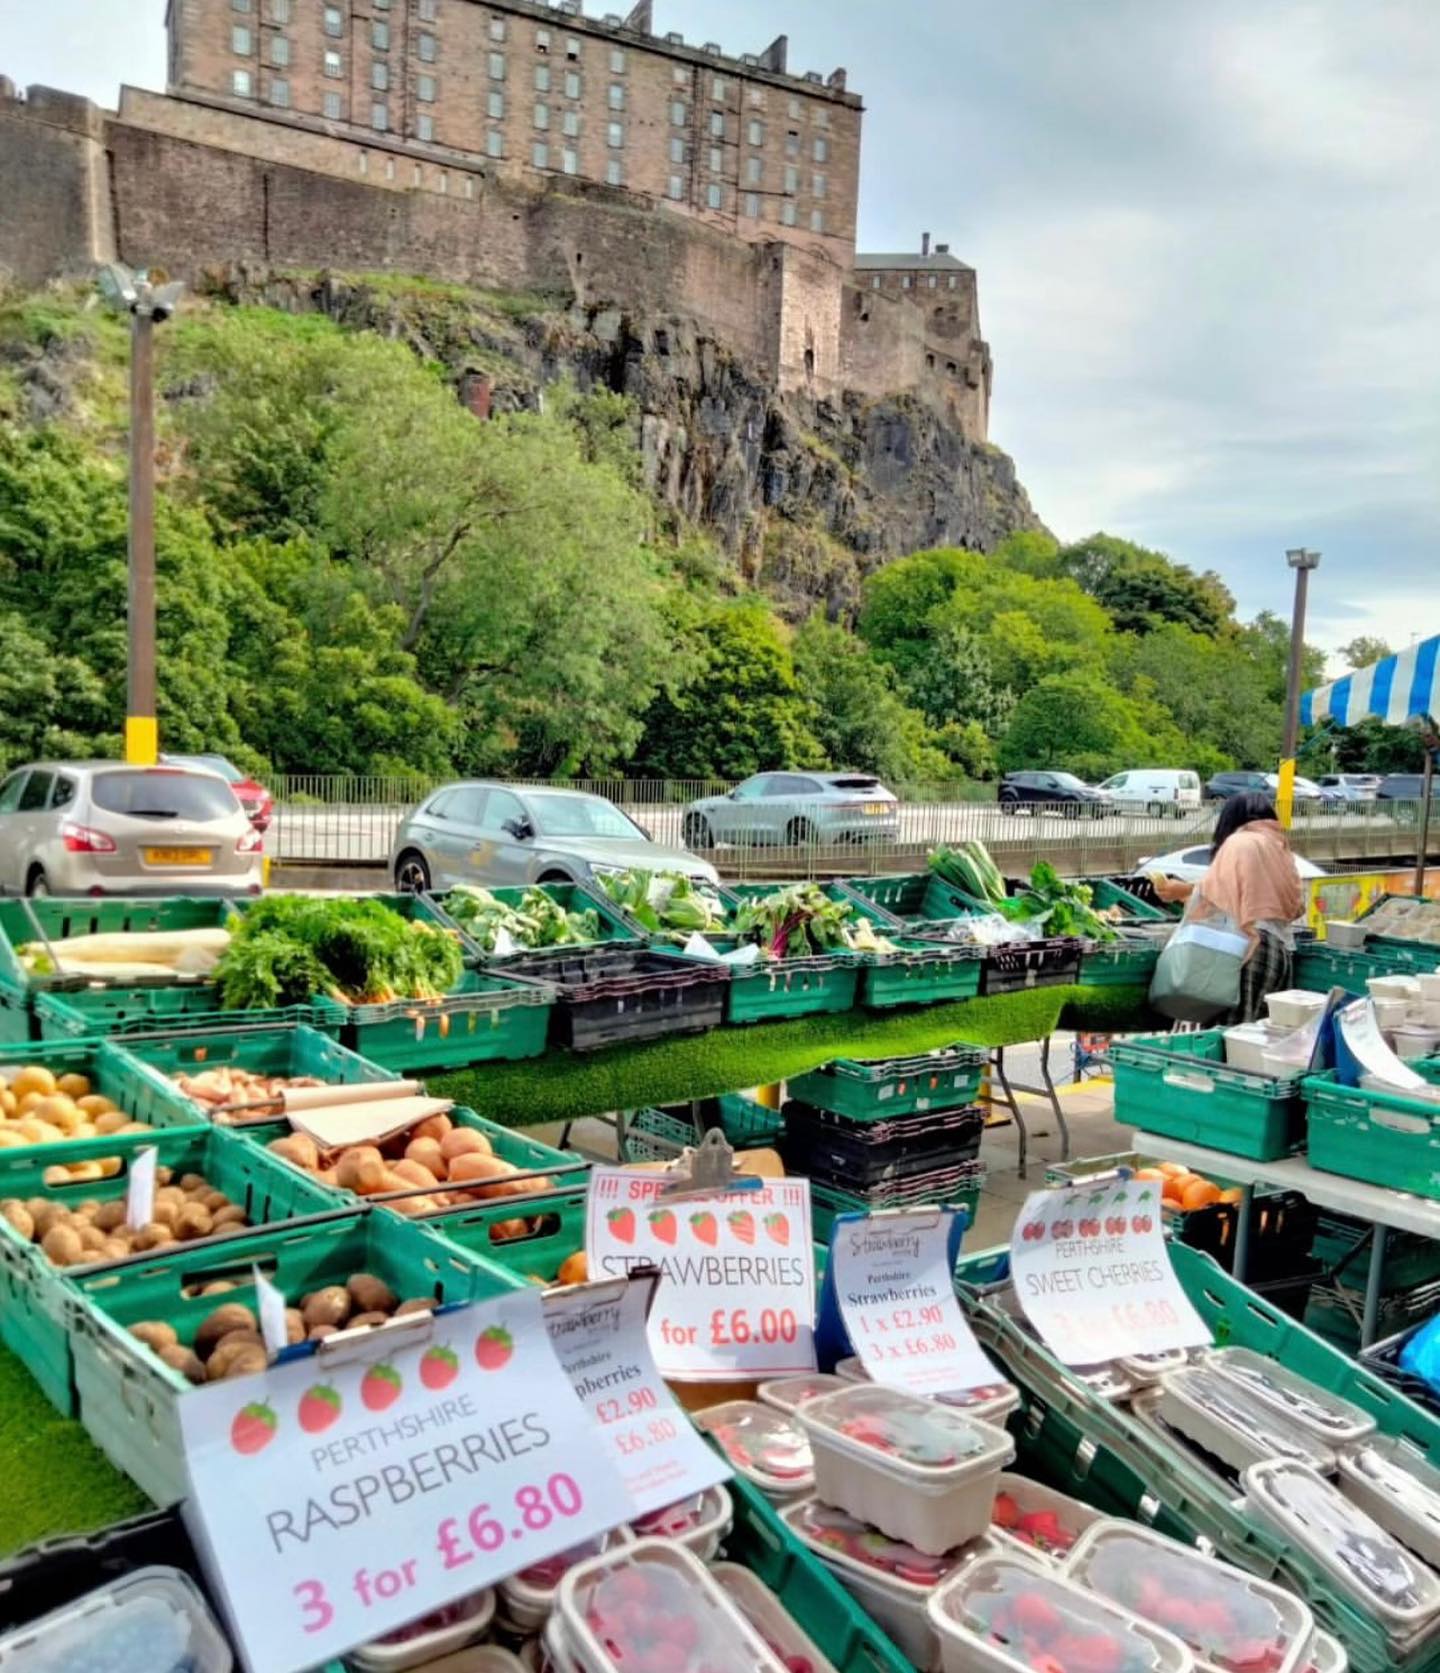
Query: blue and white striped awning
[{"left": 1302, "top": 634, "right": 1440, "bottom": 728}]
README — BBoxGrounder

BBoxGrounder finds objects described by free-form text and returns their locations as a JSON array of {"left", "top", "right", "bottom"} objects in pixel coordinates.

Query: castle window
[
  {"left": 783, "top": 163, "right": 797, "bottom": 192},
  {"left": 926, "top": 353, "right": 935, "bottom": 369},
  {"left": 534, "top": 64, "right": 550, "bottom": 91},
  {"left": 901, "top": 275, "right": 912, "bottom": 288},
  {"left": 486, "top": 128, "right": 503, "bottom": 157},
  {"left": 324, "top": 49, "right": 342, "bottom": 76},
  {"left": 371, "top": 100, "right": 388, "bottom": 129},
  {"left": 606, "top": 157, "right": 623, "bottom": 186},
  {"left": 323, "top": 6, "right": 342, "bottom": 35},
  {"left": 812, "top": 171, "right": 826, "bottom": 197},
  {"left": 418, "top": 0, "right": 436, "bottom": 17},
  {"left": 668, "top": 136, "right": 684, "bottom": 163},
  {"left": 810, "top": 208, "right": 824, "bottom": 232},
  {"left": 417, "top": 112, "right": 434, "bottom": 140},
  {"left": 231, "top": 24, "right": 252, "bottom": 53},
  {"left": 947, "top": 361, "right": 958, "bottom": 375},
  {"left": 533, "top": 102, "right": 549, "bottom": 129},
  {"left": 948, "top": 275, "right": 958, "bottom": 288},
  {"left": 607, "top": 120, "right": 624, "bottom": 147},
  {"left": 565, "top": 36, "right": 581, "bottom": 59},
  {"left": 813, "top": 136, "right": 828, "bottom": 162},
  {"left": 532, "top": 139, "right": 548, "bottom": 167},
  {"left": 780, "top": 200, "right": 797, "bottom": 226},
  {"left": 708, "top": 109, "right": 724, "bottom": 137},
  {"left": 562, "top": 146, "right": 578, "bottom": 174},
  {"left": 488, "top": 51, "right": 505, "bottom": 80},
  {"left": 488, "top": 16, "right": 505, "bottom": 41},
  {"left": 711, "top": 75, "right": 729, "bottom": 101},
  {"left": 371, "top": 61, "right": 388, "bottom": 89},
  {"left": 564, "top": 70, "right": 581, "bottom": 99},
  {"left": 323, "top": 89, "right": 342, "bottom": 117},
  {"left": 743, "top": 191, "right": 760, "bottom": 218},
  {"left": 748, "top": 87, "right": 765, "bottom": 108},
  {"left": 927, "top": 273, "right": 937, "bottom": 287},
  {"left": 269, "top": 35, "right": 289, "bottom": 66},
  {"left": 670, "top": 100, "right": 687, "bottom": 126},
  {"left": 608, "top": 83, "right": 625, "bottom": 110},
  {"left": 417, "top": 74, "right": 436, "bottom": 101},
  {"left": 375, "top": 0, "right": 389, "bottom": 10},
  {"left": 672, "top": 66, "right": 688, "bottom": 86},
  {"left": 785, "top": 130, "right": 799, "bottom": 156},
  {"left": 871, "top": 275, "right": 880, "bottom": 289},
  {"left": 269, "top": 0, "right": 289, "bottom": 20},
  {"left": 814, "top": 106, "right": 830, "bottom": 128},
  {"left": 667, "top": 174, "right": 684, "bottom": 200},
  {"left": 231, "top": 68, "right": 253, "bottom": 94},
  {"left": 534, "top": 27, "right": 550, "bottom": 51},
  {"left": 371, "top": 20, "right": 388, "bottom": 50},
  {"left": 418, "top": 32, "right": 437, "bottom": 62},
  {"left": 488, "top": 89, "right": 504, "bottom": 117},
  {"left": 747, "top": 118, "right": 763, "bottom": 146},
  {"left": 231, "top": 0, "right": 250, "bottom": 12},
  {"left": 563, "top": 109, "right": 580, "bottom": 136},
  {"left": 745, "top": 155, "right": 761, "bottom": 184},
  {"left": 609, "top": 47, "right": 625, "bottom": 74},
  {"left": 787, "top": 95, "right": 801, "bottom": 118},
  {"left": 708, "top": 145, "right": 722, "bottom": 173},
  {"left": 463, "top": 176, "right": 473, "bottom": 197}
]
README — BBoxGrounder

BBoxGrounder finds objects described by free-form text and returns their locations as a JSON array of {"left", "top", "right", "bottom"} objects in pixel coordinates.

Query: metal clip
[
  {"left": 655, "top": 1128, "right": 763, "bottom": 1202},
  {"left": 314, "top": 1307, "right": 435, "bottom": 1366}
]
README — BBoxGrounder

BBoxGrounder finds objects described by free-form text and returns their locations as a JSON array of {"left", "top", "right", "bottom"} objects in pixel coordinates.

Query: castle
[{"left": 0, "top": 0, "right": 992, "bottom": 438}]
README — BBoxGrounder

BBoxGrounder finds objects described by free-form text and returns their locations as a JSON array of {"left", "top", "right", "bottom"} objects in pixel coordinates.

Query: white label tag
[
  {"left": 254, "top": 1265, "right": 290, "bottom": 1359},
  {"left": 493, "top": 926, "right": 518, "bottom": 957},
  {"left": 124, "top": 1146, "right": 158, "bottom": 1232}
]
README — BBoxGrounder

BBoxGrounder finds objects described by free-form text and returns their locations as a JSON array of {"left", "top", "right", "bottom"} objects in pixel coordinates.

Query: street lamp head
[
  {"left": 149, "top": 281, "right": 186, "bottom": 322},
  {"left": 96, "top": 262, "right": 139, "bottom": 310},
  {"left": 1286, "top": 548, "right": 1322, "bottom": 571}
]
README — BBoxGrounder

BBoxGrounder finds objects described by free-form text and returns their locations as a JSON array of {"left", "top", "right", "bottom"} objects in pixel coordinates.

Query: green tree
[
  {"left": 1056, "top": 534, "right": 1233, "bottom": 637},
  {"left": 1110, "top": 624, "right": 1282, "bottom": 769},
  {"left": 999, "top": 673, "right": 1186, "bottom": 781},
  {"left": 1338, "top": 636, "right": 1394, "bottom": 671},
  {"left": 1235, "top": 611, "right": 1327, "bottom": 707}
]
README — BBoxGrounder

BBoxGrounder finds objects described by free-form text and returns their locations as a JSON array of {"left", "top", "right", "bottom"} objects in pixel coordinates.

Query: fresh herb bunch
[
  {"left": 444, "top": 884, "right": 600, "bottom": 952},
  {"left": 593, "top": 869, "right": 729, "bottom": 938}
]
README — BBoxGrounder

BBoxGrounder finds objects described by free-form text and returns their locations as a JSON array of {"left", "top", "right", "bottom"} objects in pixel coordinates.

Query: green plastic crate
[
  {"left": 787, "top": 1046, "right": 987, "bottom": 1120},
  {"left": 620, "top": 1096, "right": 783, "bottom": 1162},
  {"left": 722, "top": 951, "right": 862, "bottom": 1022},
  {"left": 721, "top": 1474, "right": 912, "bottom": 1673},
  {"left": 34, "top": 986, "right": 349, "bottom": 1042},
  {"left": 0, "top": 897, "right": 241, "bottom": 996},
  {"left": 860, "top": 941, "right": 984, "bottom": 1008},
  {"left": 1078, "top": 941, "right": 1160, "bottom": 988},
  {"left": 1293, "top": 944, "right": 1383, "bottom": 996},
  {"left": 114, "top": 1022, "right": 399, "bottom": 1124},
  {"left": 840, "top": 872, "right": 984, "bottom": 928},
  {"left": 1089, "top": 877, "right": 1177, "bottom": 922},
  {"left": 413, "top": 1185, "right": 589, "bottom": 1286},
  {"left": 0, "top": 1124, "right": 333, "bottom": 1416},
  {"left": 1110, "top": 1029, "right": 1306, "bottom": 1161},
  {"left": 436, "top": 881, "right": 640, "bottom": 965},
  {"left": 1304, "top": 1064, "right": 1440, "bottom": 1198},
  {"left": 811, "top": 1180, "right": 981, "bottom": 1245},
  {"left": 65, "top": 1210, "right": 485, "bottom": 1504},
  {"left": 345, "top": 967, "right": 553, "bottom": 1071}
]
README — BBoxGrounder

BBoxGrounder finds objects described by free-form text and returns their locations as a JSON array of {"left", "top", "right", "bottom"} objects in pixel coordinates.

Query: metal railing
[{"left": 265, "top": 777, "right": 1437, "bottom": 881}]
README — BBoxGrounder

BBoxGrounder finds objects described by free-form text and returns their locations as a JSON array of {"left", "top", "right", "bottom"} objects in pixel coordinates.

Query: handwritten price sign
[
  {"left": 1009, "top": 1179, "right": 1211, "bottom": 1365},
  {"left": 545, "top": 1275, "right": 730, "bottom": 1518},
  {"left": 831, "top": 1209, "right": 1000, "bottom": 1398},
  {"left": 585, "top": 1167, "right": 815, "bottom": 1380},
  {"left": 180, "top": 1289, "right": 630, "bottom": 1673}
]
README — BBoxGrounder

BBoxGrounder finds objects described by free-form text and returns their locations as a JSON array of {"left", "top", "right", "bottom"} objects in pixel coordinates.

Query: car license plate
[
  {"left": 143, "top": 847, "right": 213, "bottom": 866},
  {"left": 864, "top": 803, "right": 888, "bottom": 815}
]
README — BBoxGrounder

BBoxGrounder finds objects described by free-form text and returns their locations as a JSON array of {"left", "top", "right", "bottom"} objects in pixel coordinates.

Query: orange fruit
[
  {"left": 1133, "top": 1167, "right": 1164, "bottom": 1182},
  {"left": 1157, "top": 1161, "right": 1189, "bottom": 1178},
  {"left": 1219, "top": 1187, "right": 1244, "bottom": 1204},
  {"left": 1180, "top": 1178, "right": 1222, "bottom": 1211}
]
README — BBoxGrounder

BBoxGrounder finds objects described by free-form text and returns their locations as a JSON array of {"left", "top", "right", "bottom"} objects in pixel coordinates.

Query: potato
[
  {"left": 439, "top": 1128, "right": 492, "bottom": 1164},
  {"left": 16, "top": 1119, "right": 64, "bottom": 1146},
  {"left": 40, "top": 1224, "right": 84, "bottom": 1266},
  {"left": 116, "top": 1122, "right": 152, "bottom": 1136},
  {"left": 411, "top": 1113, "right": 453, "bottom": 1145},
  {"left": 348, "top": 1311, "right": 391, "bottom": 1329},
  {"left": 491, "top": 1218, "right": 529, "bottom": 1242},
  {"left": 76, "top": 1094, "right": 115, "bottom": 1117},
  {"left": 394, "top": 1297, "right": 436, "bottom": 1318},
  {"left": 404, "top": 1137, "right": 446, "bottom": 1177},
  {"left": 388, "top": 1195, "right": 439, "bottom": 1217},
  {"left": 0, "top": 1131, "right": 23, "bottom": 1149},
  {"left": 93, "top": 1110, "right": 128, "bottom": 1135},
  {"left": 158, "top": 1344, "right": 207, "bottom": 1385},
  {"left": 195, "top": 1302, "right": 258, "bottom": 1356},
  {"left": 347, "top": 1273, "right": 397, "bottom": 1314},
  {"left": 96, "top": 1157, "right": 123, "bottom": 1180},
  {"left": 130, "top": 1320, "right": 178, "bottom": 1352},
  {"left": 92, "top": 1200, "right": 127, "bottom": 1234},
  {"left": 0, "top": 1088, "right": 14, "bottom": 1117},
  {"left": 284, "top": 1307, "right": 306, "bottom": 1345},
  {"left": 211, "top": 1343, "right": 268, "bottom": 1382},
  {"left": 150, "top": 1200, "right": 180, "bottom": 1231},
  {"left": 268, "top": 1134, "right": 319, "bottom": 1172},
  {"left": 156, "top": 1166, "right": 173, "bottom": 1186},
  {"left": 557, "top": 1250, "right": 589, "bottom": 1285},
  {"left": 315, "top": 1168, "right": 339, "bottom": 1188},
  {"left": 64, "top": 1162, "right": 105, "bottom": 1183},
  {"left": 301, "top": 1286, "right": 352, "bottom": 1330},
  {"left": 155, "top": 1186, "right": 184, "bottom": 1209},
  {"left": 449, "top": 1152, "right": 511, "bottom": 1186},
  {"left": 29, "top": 1095, "right": 80, "bottom": 1133},
  {"left": 200, "top": 1189, "right": 229, "bottom": 1212},
  {"left": 207, "top": 1330, "right": 265, "bottom": 1376},
  {"left": 210, "top": 1204, "right": 247, "bottom": 1229},
  {"left": 307, "top": 1323, "right": 339, "bottom": 1341},
  {"left": 56, "top": 1072, "right": 91, "bottom": 1099},
  {"left": 31, "top": 1202, "right": 69, "bottom": 1237},
  {"left": 0, "top": 1200, "right": 34, "bottom": 1241},
  {"left": 11, "top": 1067, "right": 56, "bottom": 1101},
  {"left": 175, "top": 1203, "right": 213, "bottom": 1241},
  {"left": 100, "top": 1238, "right": 132, "bottom": 1260},
  {"left": 76, "top": 1224, "right": 109, "bottom": 1254},
  {"left": 336, "top": 1147, "right": 387, "bottom": 1194},
  {"left": 389, "top": 1159, "right": 439, "bottom": 1190},
  {"left": 133, "top": 1222, "right": 175, "bottom": 1251},
  {"left": 179, "top": 1173, "right": 208, "bottom": 1194},
  {"left": 201, "top": 1279, "right": 236, "bottom": 1296}
]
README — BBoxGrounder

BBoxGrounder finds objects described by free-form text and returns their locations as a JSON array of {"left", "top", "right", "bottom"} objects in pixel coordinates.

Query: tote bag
[{"left": 1148, "top": 912, "right": 1249, "bottom": 1023}]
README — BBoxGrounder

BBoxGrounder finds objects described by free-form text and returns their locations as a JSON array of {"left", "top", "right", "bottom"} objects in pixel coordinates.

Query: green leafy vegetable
[
  {"left": 729, "top": 884, "right": 895, "bottom": 960},
  {"left": 443, "top": 885, "right": 601, "bottom": 952},
  {"left": 927, "top": 845, "right": 1117, "bottom": 942},
  {"left": 592, "top": 870, "right": 729, "bottom": 939}
]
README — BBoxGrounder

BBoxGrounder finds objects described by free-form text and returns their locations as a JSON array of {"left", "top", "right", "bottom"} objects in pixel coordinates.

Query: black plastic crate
[
  {"left": 978, "top": 936, "right": 1084, "bottom": 995},
  {"left": 495, "top": 946, "right": 729, "bottom": 1051},
  {"left": 1177, "top": 1188, "right": 1318, "bottom": 1282},
  {"left": 780, "top": 1099, "right": 983, "bottom": 1188},
  {"left": 1357, "top": 1322, "right": 1440, "bottom": 1415},
  {"left": 1249, "top": 1260, "right": 1325, "bottom": 1325}
]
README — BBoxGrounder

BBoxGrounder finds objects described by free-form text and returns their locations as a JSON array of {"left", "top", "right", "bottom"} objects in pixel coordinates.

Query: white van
[{"left": 1095, "top": 769, "right": 1202, "bottom": 817}]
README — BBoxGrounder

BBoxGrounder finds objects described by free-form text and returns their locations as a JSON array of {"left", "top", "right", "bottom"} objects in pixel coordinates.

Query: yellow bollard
[{"left": 1275, "top": 757, "right": 1297, "bottom": 828}]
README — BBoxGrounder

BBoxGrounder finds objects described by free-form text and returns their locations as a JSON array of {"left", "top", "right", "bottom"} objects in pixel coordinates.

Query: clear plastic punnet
[
  {"left": 1244, "top": 1460, "right": 1440, "bottom": 1647},
  {"left": 757, "top": 1373, "right": 850, "bottom": 1413},
  {"left": 1156, "top": 1366, "right": 1338, "bottom": 1475},
  {"left": 1064, "top": 1519, "right": 1316, "bottom": 1673},
  {"left": 1338, "top": 1434, "right": 1440, "bottom": 1568},
  {"left": 1201, "top": 1348, "right": 1375, "bottom": 1447},
  {"left": 796, "top": 1383, "right": 1014, "bottom": 1554},
  {"left": 927, "top": 1553, "right": 1195, "bottom": 1673},
  {"left": 628, "top": 1484, "right": 732, "bottom": 1561},
  {"left": 693, "top": 1399, "right": 815, "bottom": 1497},
  {"left": 1302, "top": 1630, "right": 1348, "bottom": 1673},
  {"left": 712, "top": 1563, "right": 841, "bottom": 1673},
  {"left": 989, "top": 1472, "right": 1104, "bottom": 1563},
  {"left": 349, "top": 1587, "right": 496, "bottom": 1670},
  {"left": 833, "top": 1354, "right": 1021, "bottom": 1423},
  {"left": 552, "top": 1537, "right": 788, "bottom": 1673},
  {"left": 498, "top": 1530, "right": 632, "bottom": 1634},
  {"left": 1116, "top": 1347, "right": 1191, "bottom": 1385},
  {"left": 0, "top": 1566, "right": 232, "bottom": 1673}
]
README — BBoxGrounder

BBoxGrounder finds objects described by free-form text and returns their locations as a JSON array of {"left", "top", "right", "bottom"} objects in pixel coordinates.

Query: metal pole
[
  {"left": 1416, "top": 751, "right": 1435, "bottom": 893},
  {"left": 1278, "top": 550, "right": 1318, "bottom": 827},
  {"left": 126, "top": 302, "right": 157, "bottom": 765}
]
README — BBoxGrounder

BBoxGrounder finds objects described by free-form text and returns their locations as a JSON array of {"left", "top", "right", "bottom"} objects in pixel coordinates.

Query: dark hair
[{"left": 1212, "top": 791, "right": 1281, "bottom": 857}]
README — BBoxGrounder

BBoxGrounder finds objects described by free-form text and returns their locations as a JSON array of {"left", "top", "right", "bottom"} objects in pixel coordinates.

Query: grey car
[
  {"left": 389, "top": 782, "right": 720, "bottom": 893},
  {"left": 0, "top": 761, "right": 265, "bottom": 896},
  {"left": 681, "top": 771, "right": 901, "bottom": 849}
]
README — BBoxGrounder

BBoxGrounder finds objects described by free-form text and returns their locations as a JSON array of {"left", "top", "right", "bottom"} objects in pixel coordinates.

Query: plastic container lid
[
  {"left": 553, "top": 1537, "right": 788, "bottom": 1673},
  {"left": 1065, "top": 1519, "right": 1315, "bottom": 1673},
  {"left": 833, "top": 1355, "right": 1020, "bottom": 1421},
  {"left": 1129, "top": 1389, "right": 1244, "bottom": 1499},
  {"left": 1337, "top": 1434, "right": 1440, "bottom": 1568},
  {"left": 798, "top": 1383, "right": 1009, "bottom": 1484},
  {"left": 781, "top": 1496, "right": 991, "bottom": 1593},
  {"left": 629, "top": 1483, "right": 732, "bottom": 1558},
  {"left": 347, "top": 1587, "right": 496, "bottom": 1670},
  {"left": 1158, "top": 1367, "right": 1337, "bottom": 1474},
  {"left": 1303, "top": 1630, "right": 1347, "bottom": 1673},
  {"left": 1201, "top": 1349, "right": 1374, "bottom": 1447},
  {"left": 692, "top": 1400, "right": 814, "bottom": 1494},
  {"left": 712, "top": 1563, "right": 840, "bottom": 1673},
  {"left": 928, "top": 1553, "right": 1193, "bottom": 1673},
  {"left": 498, "top": 1530, "right": 631, "bottom": 1632},
  {"left": 0, "top": 1566, "right": 232, "bottom": 1673},
  {"left": 757, "top": 1373, "right": 849, "bottom": 1412},
  {"left": 990, "top": 1472, "right": 1102, "bottom": 1562},
  {"left": 1244, "top": 1460, "right": 1440, "bottom": 1639},
  {"left": 1116, "top": 1348, "right": 1191, "bottom": 1385}
]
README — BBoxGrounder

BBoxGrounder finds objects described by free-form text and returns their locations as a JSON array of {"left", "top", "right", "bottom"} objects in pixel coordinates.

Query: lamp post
[
  {"left": 1277, "top": 547, "right": 1321, "bottom": 827},
  {"left": 1409, "top": 715, "right": 1439, "bottom": 893},
  {"left": 96, "top": 264, "right": 184, "bottom": 765}
]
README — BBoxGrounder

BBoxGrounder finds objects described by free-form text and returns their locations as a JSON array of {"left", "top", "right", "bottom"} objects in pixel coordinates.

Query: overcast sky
[{"left": 5, "top": 0, "right": 1437, "bottom": 668}]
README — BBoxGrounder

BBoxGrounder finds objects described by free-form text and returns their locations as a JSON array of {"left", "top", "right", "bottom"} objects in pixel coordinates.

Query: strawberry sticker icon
[
  {"left": 361, "top": 1362, "right": 403, "bottom": 1412},
  {"left": 648, "top": 1207, "right": 678, "bottom": 1245},
  {"left": 763, "top": 1213, "right": 790, "bottom": 1247},
  {"left": 231, "top": 1401, "right": 278, "bottom": 1455},
  {"left": 728, "top": 1210, "right": 755, "bottom": 1245},
  {"left": 298, "top": 1384, "right": 342, "bottom": 1434},
  {"left": 607, "top": 1207, "right": 636, "bottom": 1244},
  {"left": 689, "top": 1211, "right": 718, "bottom": 1247},
  {"left": 475, "top": 1325, "right": 514, "bottom": 1371},
  {"left": 420, "top": 1345, "right": 459, "bottom": 1390}
]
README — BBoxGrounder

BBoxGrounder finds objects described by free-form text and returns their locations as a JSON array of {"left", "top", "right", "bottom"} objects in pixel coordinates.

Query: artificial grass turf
[{"left": 434, "top": 983, "right": 1155, "bottom": 1124}]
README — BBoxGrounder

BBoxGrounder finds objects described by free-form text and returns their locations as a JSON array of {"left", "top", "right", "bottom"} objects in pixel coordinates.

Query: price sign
[
  {"left": 545, "top": 1274, "right": 731, "bottom": 1518},
  {"left": 831, "top": 1210, "right": 1000, "bottom": 1398},
  {"left": 1010, "top": 1179, "right": 1211, "bottom": 1365},
  {"left": 180, "top": 1289, "right": 630, "bottom": 1673},
  {"left": 585, "top": 1168, "right": 815, "bottom": 1380}
]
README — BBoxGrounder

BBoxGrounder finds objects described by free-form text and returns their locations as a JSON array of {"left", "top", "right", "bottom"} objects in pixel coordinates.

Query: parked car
[
  {"left": 996, "top": 771, "right": 1109, "bottom": 817},
  {"left": 0, "top": 761, "right": 264, "bottom": 896},
  {"left": 1377, "top": 773, "right": 1436, "bottom": 802},
  {"left": 1094, "top": 769, "right": 1203, "bottom": 816},
  {"left": 161, "top": 752, "right": 274, "bottom": 831},
  {"left": 391, "top": 782, "right": 719, "bottom": 893},
  {"left": 1316, "top": 773, "right": 1382, "bottom": 802},
  {"left": 1136, "top": 844, "right": 1326, "bottom": 886},
  {"left": 1204, "top": 770, "right": 1272, "bottom": 802},
  {"left": 681, "top": 772, "right": 900, "bottom": 849}
]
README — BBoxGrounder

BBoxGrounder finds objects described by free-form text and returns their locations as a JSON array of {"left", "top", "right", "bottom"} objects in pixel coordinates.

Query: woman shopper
[{"left": 1153, "top": 792, "right": 1305, "bottom": 1023}]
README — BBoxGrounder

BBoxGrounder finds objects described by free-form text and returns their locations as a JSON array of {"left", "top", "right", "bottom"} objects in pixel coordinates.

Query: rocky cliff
[{"left": 207, "top": 268, "right": 1044, "bottom": 618}]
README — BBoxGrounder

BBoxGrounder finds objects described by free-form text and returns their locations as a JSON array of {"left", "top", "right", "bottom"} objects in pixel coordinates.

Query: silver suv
[
  {"left": 681, "top": 772, "right": 900, "bottom": 849},
  {"left": 0, "top": 762, "right": 265, "bottom": 896}
]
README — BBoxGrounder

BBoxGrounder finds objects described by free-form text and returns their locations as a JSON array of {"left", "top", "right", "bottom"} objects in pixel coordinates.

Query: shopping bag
[{"left": 1148, "top": 915, "right": 1248, "bottom": 1023}]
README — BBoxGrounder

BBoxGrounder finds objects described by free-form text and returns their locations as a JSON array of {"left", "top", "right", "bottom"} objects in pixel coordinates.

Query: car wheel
[
  {"left": 1147, "top": 802, "right": 1164, "bottom": 818},
  {"left": 393, "top": 851, "right": 431, "bottom": 894},
  {"left": 999, "top": 798, "right": 1016, "bottom": 816},
  {"left": 683, "top": 812, "right": 713, "bottom": 849},
  {"left": 538, "top": 869, "right": 573, "bottom": 884},
  {"left": 24, "top": 867, "right": 49, "bottom": 898},
  {"left": 1091, "top": 804, "right": 1105, "bottom": 820},
  {"left": 785, "top": 818, "right": 816, "bottom": 847}
]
